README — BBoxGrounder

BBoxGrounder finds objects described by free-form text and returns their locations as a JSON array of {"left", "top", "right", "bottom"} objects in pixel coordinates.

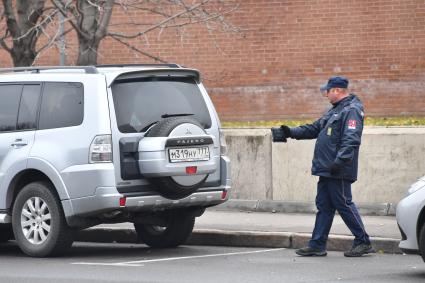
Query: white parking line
[{"left": 72, "top": 248, "right": 286, "bottom": 267}]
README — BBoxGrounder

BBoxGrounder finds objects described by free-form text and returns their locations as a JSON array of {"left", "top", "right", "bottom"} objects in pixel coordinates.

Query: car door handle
[{"left": 11, "top": 139, "right": 28, "bottom": 148}]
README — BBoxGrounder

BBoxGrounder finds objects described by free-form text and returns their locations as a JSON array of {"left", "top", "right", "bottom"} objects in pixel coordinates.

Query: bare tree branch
[
  {"left": 51, "top": 0, "right": 87, "bottom": 39},
  {"left": 2, "top": 0, "right": 19, "bottom": 37},
  {"left": 95, "top": 0, "right": 114, "bottom": 41},
  {"left": 1, "top": 0, "right": 241, "bottom": 66},
  {"left": 0, "top": 8, "right": 12, "bottom": 53},
  {"left": 0, "top": 37, "right": 11, "bottom": 52},
  {"left": 108, "top": 0, "right": 210, "bottom": 39},
  {"left": 35, "top": 26, "right": 72, "bottom": 54},
  {"left": 14, "top": 9, "right": 59, "bottom": 41},
  {"left": 0, "top": 0, "right": 50, "bottom": 66},
  {"left": 110, "top": 34, "right": 168, "bottom": 63}
]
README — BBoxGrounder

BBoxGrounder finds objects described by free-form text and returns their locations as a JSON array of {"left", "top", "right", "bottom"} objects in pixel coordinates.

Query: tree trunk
[
  {"left": 1, "top": 0, "right": 46, "bottom": 66},
  {"left": 10, "top": 33, "right": 38, "bottom": 67},
  {"left": 76, "top": 37, "right": 99, "bottom": 65},
  {"left": 73, "top": 0, "right": 114, "bottom": 66},
  {"left": 11, "top": 45, "right": 37, "bottom": 67}
]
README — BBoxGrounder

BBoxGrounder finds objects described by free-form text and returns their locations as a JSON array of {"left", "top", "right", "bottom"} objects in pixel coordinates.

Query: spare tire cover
[{"left": 145, "top": 116, "right": 210, "bottom": 199}]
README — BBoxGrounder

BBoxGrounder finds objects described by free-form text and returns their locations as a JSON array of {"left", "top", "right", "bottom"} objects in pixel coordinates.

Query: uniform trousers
[{"left": 309, "top": 176, "right": 371, "bottom": 251}]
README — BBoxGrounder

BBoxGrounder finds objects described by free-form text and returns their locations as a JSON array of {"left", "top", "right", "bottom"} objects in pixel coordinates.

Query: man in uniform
[{"left": 272, "top": 76, "right": 373, "bottom": 257}]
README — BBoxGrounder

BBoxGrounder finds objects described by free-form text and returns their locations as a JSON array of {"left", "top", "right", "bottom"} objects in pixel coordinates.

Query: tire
[
  {"left": 12, "top": 181, "right": 75, "bottom": 257},
  {"left": 419, "top": 223, "right": 425, "bottom": 261},
  {"left": 146, "top": 116, "right": 209, "bottom": 200},
  {"left": 0, "top": 224, "right": 13, "bottom": 243},
  {"left": 134, "top": 213, "right": 195, "bottom": 248}
]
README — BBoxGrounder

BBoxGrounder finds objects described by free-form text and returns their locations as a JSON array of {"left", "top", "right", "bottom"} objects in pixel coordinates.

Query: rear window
[
  {"left": 38, "top": 82, "right": 84, "bottom": 130},
  {"left": 111, "top": 77, "right": 212, "bottom": 133}
]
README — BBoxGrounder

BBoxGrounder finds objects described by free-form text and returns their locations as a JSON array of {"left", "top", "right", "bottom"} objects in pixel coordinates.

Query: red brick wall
[{"left": 1, "top": 0, "right": 425, "bottom": 121}]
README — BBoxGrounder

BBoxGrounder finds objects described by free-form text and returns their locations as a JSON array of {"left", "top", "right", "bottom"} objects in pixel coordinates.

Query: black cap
[{"left": 320, "top": 76, "right": 349, "bottom": 91}]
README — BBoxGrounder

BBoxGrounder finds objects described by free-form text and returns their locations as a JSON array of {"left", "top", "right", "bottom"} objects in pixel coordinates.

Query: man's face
[{"left": 325, "top": 88, "right": 344, "bottom": 104}]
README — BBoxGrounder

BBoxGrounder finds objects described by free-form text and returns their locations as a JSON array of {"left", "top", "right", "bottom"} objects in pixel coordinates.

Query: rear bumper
[
  {"left": 63, "top": 155, "right": 231, "bottom": 219},
  {"left": 125, "top": 189, "right": 229, "bottom": 211},
  {"left": 63, "top": 186, "right": 229, "bottom": 219}
]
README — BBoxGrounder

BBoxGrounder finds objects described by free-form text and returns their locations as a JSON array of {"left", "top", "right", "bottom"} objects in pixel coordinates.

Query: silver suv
[{"left": 0, "top": 64, "right": 231, "bottom": 257}]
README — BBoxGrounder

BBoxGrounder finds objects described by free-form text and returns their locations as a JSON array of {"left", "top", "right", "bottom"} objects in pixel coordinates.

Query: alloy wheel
[{"left": 20, "top": 197, "right": 51, "bottom": 245}]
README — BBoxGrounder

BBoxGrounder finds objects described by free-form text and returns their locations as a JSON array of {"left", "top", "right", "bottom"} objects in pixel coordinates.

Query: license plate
[{"left": 168, "top": 147, "right": 210, "bottom": 163}]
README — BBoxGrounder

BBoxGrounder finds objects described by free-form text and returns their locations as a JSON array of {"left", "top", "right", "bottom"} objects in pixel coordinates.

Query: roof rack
[
  {"left": 96, "top": 63, "right": 181, "bottom": 68},
  {"left": 0, "top": 66, "right": 98, "bottom": 74},
  {"left": 0, "top": 64, "right": 181, "bottom": 75}
]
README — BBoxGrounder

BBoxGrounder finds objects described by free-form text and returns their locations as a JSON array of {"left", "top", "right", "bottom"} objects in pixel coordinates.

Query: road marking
[{"left": 72, "top": 248, "right": 286, "bottom": 267}]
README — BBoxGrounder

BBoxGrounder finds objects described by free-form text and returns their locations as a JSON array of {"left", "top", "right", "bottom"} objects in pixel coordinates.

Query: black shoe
[
  {"left": 344, "top": 244, "right": 375, "bottom": 257},
  {"left": 295, "top": 246, "right": 327, "bottom": 257}
]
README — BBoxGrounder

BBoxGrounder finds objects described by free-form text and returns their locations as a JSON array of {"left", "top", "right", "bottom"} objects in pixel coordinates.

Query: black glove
[
  {"left": 281, "top": 125, "right": 291, "bottom": 138},
  {"left": 329, "top": 162, "right": 342, "bottom": 175},
  {"left": 271, "top": 125, "right": 291, "bottom": 143}
]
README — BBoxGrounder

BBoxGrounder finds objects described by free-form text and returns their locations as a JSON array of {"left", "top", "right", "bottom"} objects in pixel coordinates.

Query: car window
[
  {"left": 17, "top": 84, "right": 41, "bottom": 130},
  {"left": 39, "top": 82, "right": 84, "bottom": 130},
  {"left": 111, "top": 77, "right": 212, "bottom": 133},
  {"left": 0, "top": 84, "right": 23, "bottom": 132}
]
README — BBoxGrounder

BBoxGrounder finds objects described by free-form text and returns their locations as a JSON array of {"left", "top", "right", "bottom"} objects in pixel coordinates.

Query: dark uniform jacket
[{"left": 290, "top": 94, "right": 364, "bottom": 182}]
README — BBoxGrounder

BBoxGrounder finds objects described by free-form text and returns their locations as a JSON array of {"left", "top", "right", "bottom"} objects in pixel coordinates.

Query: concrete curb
[
  {"left": 214, "top": 199, "right": 396, "bottom": 216},
  {"left": 76, "top": 228, "right": 401, "bottom": 254}
]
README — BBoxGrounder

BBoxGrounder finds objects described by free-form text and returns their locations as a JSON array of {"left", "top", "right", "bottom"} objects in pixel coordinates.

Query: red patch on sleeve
[{"left": 348, "top": 119, "right": 357, "bottom": 129}]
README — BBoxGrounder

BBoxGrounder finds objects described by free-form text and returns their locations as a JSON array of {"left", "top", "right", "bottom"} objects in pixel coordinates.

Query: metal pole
[{"left": 59, "top": 13, "right": 66, "bottom": 66}]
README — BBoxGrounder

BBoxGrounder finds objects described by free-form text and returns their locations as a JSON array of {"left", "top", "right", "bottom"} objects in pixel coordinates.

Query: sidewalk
[{"left": 77, "top": 209, "right": 402, "bottom": 254}]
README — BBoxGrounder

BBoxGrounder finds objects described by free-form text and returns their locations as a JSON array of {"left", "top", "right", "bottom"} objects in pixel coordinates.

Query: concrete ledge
[
  {"left": 76, "top": 228, "right": 401, "bottom": 254},
  {"left": 214, "top": 199, "right": 395, "bottom": 216},
  {"left": 223, "top": 128, "right": 425, "bottom": 208}
]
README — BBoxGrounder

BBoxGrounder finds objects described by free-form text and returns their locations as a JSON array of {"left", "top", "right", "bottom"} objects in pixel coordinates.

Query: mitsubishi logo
[{"left": 185, "top": 128, "right": 192, "bottom": 135}]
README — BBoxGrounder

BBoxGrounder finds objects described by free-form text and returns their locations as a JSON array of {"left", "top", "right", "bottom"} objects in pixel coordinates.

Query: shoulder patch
[{"left": 348, "top": 119, "right": 357, "bottom": 130}]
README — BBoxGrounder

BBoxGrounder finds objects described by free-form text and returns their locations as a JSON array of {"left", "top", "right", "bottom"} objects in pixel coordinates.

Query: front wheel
[
  {"left": 134, "top": 213, "right": 195, "bottom": 248},
  {"left": 12, "top": 181, "right": 75, "bottom": 257}
]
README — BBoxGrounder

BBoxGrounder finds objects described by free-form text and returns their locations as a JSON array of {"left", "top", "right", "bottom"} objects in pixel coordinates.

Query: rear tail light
[
  {"left": 89, "top": 135, "right": 112, "bottom": 163},
  {"left": 221, "top": 190, "right": 228, "bottom": 200},
  {"left": 219, "top": 129, "right": 228, "bottom": 156},
  {"left": 119, "top": 197, "right": 126, "bottom": 207},
  {"left": 186, "top": 166, "right": 197, "bottom": 174}
]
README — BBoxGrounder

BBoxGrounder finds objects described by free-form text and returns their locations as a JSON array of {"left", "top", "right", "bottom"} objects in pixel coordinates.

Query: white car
[{"left": 396, "top": 176, "right": 425, "bottom": 260}]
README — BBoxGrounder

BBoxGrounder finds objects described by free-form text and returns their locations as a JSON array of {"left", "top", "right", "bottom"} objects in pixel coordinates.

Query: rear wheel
[
  {"left": 419, "top": 223, "right": 425, "bottom": 261},
  {"left": 134, "top": 213, "right": 195, "bottom": 248},
  {"left": 0, "top": 224, "right": 13, "bottom": 243},
  {"left": 12, "top": 181, "right": 75, "bottom": 257}
]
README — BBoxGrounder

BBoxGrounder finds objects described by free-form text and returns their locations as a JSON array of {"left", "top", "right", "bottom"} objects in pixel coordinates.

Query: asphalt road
[{"left": 0, "top": 241, "right": 424, "bottom": 283}]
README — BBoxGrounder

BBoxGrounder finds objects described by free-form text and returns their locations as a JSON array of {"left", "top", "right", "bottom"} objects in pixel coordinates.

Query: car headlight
[{"left": 407, "top": 179, "right": 425, "bottom": 195}]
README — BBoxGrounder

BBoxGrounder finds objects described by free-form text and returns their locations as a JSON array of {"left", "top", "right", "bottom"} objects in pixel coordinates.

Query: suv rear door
[
  {"left": 108, "top": 72, "right": 219, "bottom": 195},
  {"left": 0, "top": 84, "right": 41, "bottom": 210}
]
